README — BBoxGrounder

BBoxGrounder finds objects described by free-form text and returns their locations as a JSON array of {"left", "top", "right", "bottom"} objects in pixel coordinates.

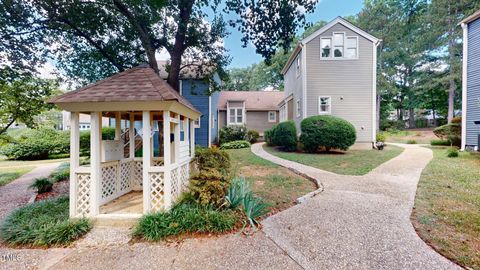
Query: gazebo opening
[{"left": 49, "top": 65, "right": 201, "bottom": 220}]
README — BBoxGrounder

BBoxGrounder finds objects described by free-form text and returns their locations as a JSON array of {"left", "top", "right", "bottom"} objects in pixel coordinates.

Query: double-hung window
[
  {"left": 228, "top": 107, "right": 244, "bottom": 125},
  {"left": 318, "top": 96, "right": 331, "bottom": 114},
  {"left": 321, "top": 33, "right": 358, "bottom": 59},
  {"left": 268, "top": 111, "right": 276, "bottom": 122}
]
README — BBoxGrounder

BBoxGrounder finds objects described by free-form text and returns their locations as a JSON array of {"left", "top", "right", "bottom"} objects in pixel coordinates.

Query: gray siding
[
  {"left": 284, "top": 52, "right": 304, "bottom": 130},
  {"left": 304, "top": 23, "right": 374, "bottom": 142},
  {"left": 466, "top": 19, "right": 480, "bottom": 147}
]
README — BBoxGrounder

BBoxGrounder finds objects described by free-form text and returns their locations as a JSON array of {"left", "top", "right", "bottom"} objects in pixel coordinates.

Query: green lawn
[
  {"left": 264, "top": 145, "right": 404, "bottom": 175},
  {"left": 412, "top": 147, "right": 480, "bottom": 269},
  {"left": 225, "top": 148, "right": 316, "bottom": 211},
  {"left": 0, "top": 158, "right": 69, "bottom": 168},
  {"left": 0, "top": 167, "right": 35, "bottom": 186}
]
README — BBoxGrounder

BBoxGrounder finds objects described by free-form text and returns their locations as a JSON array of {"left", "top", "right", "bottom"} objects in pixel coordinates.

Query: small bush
[
  {"left": 264, "top": 125, "right": 277, "bottom": 146},
  {"left": 245, "top": 130, "right": 260, "bottom": 143},
  {"left": 134, "top": 203, "right": 238, "bottom": 241},
  {"left": 433, "top": 123, "right": 461, "bottom": 147},
  {"left": 188, "top": 169, "right": 229, "bottom": 207},
  {"left": 376, "top": 133, "right": 386, "bottom": 142},
  {"left": 447, "top": 148, "right": 459, "bottom": 158},
  {"left": 242, "top": 193, "right": 269, "bottom": 228},
  {"left": 0, "top": 197, "right": 91, "bottom": 246},
  {"left": 195, "top": 147, "right": 231, "bottom": 175},
  {"left": 220, "top": 140, "right": 251, "bottom": 150},
  {"left": 30, "top": 177, "right": 53, "bottom": 194},
  {"left": 273, "top": 121, "right": 297, "bottom": 152},
  {"left": 406, "top": 139, "right": 417, "bottom": 144},
  {"left": 300, "top": 115, "right": 356, "bottom": 152},
  {"left": 430, "top": 140, "right": 451, "bottom": 146},
  {"left": 80, "top": 127, "right": 118, "bottom": 155},
  {"left": 50, "top": 163, "right": 70, "bottom": 182},
  {"left": 225, "top": 177, "right": 250, "bottom": 209},
  {"left": 219, "top": 125, "right": 247, "bottom": 144}
]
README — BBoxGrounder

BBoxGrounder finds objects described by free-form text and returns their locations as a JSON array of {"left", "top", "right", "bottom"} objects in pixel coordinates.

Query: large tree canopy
[{"left": 0, "top": 0, "right": 318, "bottom": 91}]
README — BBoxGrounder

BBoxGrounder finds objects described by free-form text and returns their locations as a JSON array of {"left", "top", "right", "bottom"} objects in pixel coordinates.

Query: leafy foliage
[
  {"left": 241, "top": 192, "right": 269, "bottom": 228},
  {"left": 447, "top": 147, "right": 459, "bottom": 158},
  {"left": 220, "top": 140, "right": 251, "bottom": 150},
  {"left": 430, "top": 139, "right": 451, "bottom": 146},
  {"left": 219, "top": 125, "right": 247, "bottom": 144},
  {"left": 0, "top": 128, "right": 69, "bottom": 160},
  {"left": 273, "top": 121, "right": 297, "bottom": 152},
  {"left": 50, "top": 163, "right": 70, "bottom": 182},
  {"left": 194, "top": 147, "right": 231, "bottom": 175},
  {"left": 188, "top": 169, "right": 229, "bottom": 207},
  {"left": 245, "top": 130, "right": 260, "bottom": 143},
  {"left": 433, "top": 123, "right": 461, "bottom": 147},
  {"left": 300, "top": 116, "right": 356, "bottom": 152},
  {"left": 0, "top": 197, "right": 91, "bottom": 246},
  {"left": 29, "top": 177, "right": 54, "bottom": 194},
  {"left": 134, "top": 202, "right": 238, "bottom": 241},
  {"left": 376, "top": 133, "right": 386, "bottom": 143},
  {"left": 225, "top": 177, "right": 250, "bottom": 209},
  {"left": 264, "top": 125, "right": 277, "bottom": 146}
]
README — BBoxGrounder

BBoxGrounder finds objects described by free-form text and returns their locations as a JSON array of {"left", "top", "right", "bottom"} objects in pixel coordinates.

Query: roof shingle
[
  {"left": 218, "top": 91, "right": 284, "bottom": 111},
  {"left": 49, "top": 65, "right": 199, "bottom": 113}
]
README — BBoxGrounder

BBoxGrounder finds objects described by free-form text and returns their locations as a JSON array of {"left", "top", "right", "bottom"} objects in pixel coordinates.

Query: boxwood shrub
[
  {"left": 219, "top": 125, "right": 247, "bottom": 144},
  {"left": 264, "top": 125, "right": 277, "bottom": 146},
  {"left": 273, "top": 121, "right": 297, "bottom": 152},
  {"left": 300, "top": 115, "right": 356, "bottom": 152}
]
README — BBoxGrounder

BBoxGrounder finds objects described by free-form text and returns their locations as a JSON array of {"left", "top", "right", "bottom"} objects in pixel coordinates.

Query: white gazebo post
[
  {"left": 129, "top": 113, "right": 135, "bottom": 158},
  {"left": 142, "top": 111, "right": 152, "bottom": 213},
  {"left": 163, "top": 110, "right": 172, "bottom": 209},
  {"left": 174, "top": 115, "right": 180, "bottom": 163},
  {"left": 115, "top": 112, "right": 121, "bottom": 140},
  {"left": 90, "top": 111, "right": 102, "bottom": 216},
  {"left": 69, "top": 112, "right": 80, "bottom": 217},
  {"left": 190, "top": 119, "right": 195, "bottom": 158}
]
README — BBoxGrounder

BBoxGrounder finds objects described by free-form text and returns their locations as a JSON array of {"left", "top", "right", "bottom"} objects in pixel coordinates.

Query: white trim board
[{"left": 461, "top": 23, "right": 468, "bottom": 151}]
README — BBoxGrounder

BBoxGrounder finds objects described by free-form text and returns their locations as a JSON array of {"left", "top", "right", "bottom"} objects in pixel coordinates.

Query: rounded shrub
[
  {"left": 299, "top": 115, "right": 356, "bottom": 152},
  {"left": 220, "top": 140, "right": 251, "bottom": 150},
  {"left": 245, "top": 130, "right": 260, "bottom": 143},
  {"left": 376, "top": 132, "right": 386, "bottom": 142},
  {"left": 273, "top": 121, "right": 297, "bottom": 152},
  {"left": 264, "top": 125, "right": 277, "bottom": 146},
  {"left": 447, "top": 148, "right": 459, "bottom": 158},
  {"left": 219, "top": 125, "right": 247, "bottom": 144}
]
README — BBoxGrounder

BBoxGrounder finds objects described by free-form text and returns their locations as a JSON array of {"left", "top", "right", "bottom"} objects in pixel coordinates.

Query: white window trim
[
  {"left": 227, "top": 107, "right": 245, "bottom": 125},
  {"left": 296, "top": 99, "right": 301, "bottom": 117},
  {"left": 318, "top": 96, "right": 332, "bottom": 114},
  {"left": 268, "top": 111, "right": 277, "bottom": 122},
  {"left": 321, "top": 32, "right": 359, "bottom": 60},
  {"left": 194, "top": 117, "right": 201, "bottom": 128}
]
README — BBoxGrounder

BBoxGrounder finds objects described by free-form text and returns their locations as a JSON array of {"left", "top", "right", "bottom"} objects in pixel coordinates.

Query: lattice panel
[
  {"left": 150, "top": 172, "right": 165, "bottom": 212},
  {"left": 119, "top": 161, "right": 132, "bottom": 192},
  {"left": 171, "top": 167, "right": 180, "bottom": 200},
  {"left": 76, "top": 173, "right": 91, "bottom": 216},
  {"left": 152, "top": 159, "right": 164, "bottom": 167},
  {"left": 101, "top": 164, "right": 117, "bottom": 200},
  {"left": 133, "top": 160, "right": 143, "bottom": 188},
  {"left": 179, "top": 163, "right": 189, "bottom": 191}
]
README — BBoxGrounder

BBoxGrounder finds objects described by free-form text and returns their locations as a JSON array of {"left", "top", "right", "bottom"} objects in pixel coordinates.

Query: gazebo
[{"left": 50, "top": 65, "right": 201, "bottom": 220}]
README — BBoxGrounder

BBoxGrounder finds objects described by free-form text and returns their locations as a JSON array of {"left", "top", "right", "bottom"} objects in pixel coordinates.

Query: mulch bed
[{"left": 35, "top": 180, "right": 69, "bottom": 202}]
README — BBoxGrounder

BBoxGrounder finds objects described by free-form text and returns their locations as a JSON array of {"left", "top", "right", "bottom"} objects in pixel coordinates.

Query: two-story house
[
  {"left": 461, "top": 10, "right": 480, "bottom": 151},
  {"left": 280, "top": 17, "right": 381, "bottom": 144}
]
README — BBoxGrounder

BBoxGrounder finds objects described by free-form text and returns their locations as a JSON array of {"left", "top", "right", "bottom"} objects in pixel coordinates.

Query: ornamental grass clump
[
  {"left": 29, "top": 177, "right": 54, "bottom": 194},
  {"left": 0, "top": 196, "right": 91, "bottom": 246}
]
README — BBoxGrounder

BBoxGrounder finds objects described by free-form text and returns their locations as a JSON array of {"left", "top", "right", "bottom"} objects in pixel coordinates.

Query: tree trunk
[
  {"left": 0, "top": 118, "right": 16, "bottom": 136},
  {"left": 447, "top": 5, "right": 456, "bottom": 123},
  {"left": 166, "top": 0, "right": 195, "bottom": 92},
  {"left": 408, "top": 107, "right": 416, "bottom": 128}
]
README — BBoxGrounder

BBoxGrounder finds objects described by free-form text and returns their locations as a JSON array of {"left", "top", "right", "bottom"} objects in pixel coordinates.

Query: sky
[{"left": 226, "top": 0, "right": 364, "bottom": 68}]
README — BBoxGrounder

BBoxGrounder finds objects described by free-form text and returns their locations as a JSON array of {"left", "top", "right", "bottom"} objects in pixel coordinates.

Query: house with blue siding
[
  {"left": 461, "top": 10, "right": 480, "bottom": 151},
  {"left": 158, "top": 61, "right": 220, "bottom": 147}
]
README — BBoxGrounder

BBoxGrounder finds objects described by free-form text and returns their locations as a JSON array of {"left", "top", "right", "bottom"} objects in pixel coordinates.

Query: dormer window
[{"left": 321, "top": 33, "right": 358, "bottom": 60}]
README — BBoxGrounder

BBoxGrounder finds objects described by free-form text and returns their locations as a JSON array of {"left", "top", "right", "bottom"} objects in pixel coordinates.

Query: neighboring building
[
  {"left": 217, "top": 91, "right": 283, "bottom": 136},
  {"left": 157, "top": 60, "right": 219, "bottom": 147},
  {"left": 280, "top": 17, "right": 381, "bottom": 143},
  {"left": 461, "top": 10, "right": 480, "bottom": 151},
  {"left": 62, "top": 111, "right": 109, "bottom": 131}
]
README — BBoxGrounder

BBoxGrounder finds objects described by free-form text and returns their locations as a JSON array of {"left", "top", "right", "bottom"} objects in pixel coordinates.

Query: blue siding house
[{"left": 461, "top": 10, "right": 480, "bottom": 151}]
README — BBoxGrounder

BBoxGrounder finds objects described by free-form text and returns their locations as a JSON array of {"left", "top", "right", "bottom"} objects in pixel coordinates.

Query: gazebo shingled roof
[{"left": 49, "top": 64, "right": 199, "bottom": 114}]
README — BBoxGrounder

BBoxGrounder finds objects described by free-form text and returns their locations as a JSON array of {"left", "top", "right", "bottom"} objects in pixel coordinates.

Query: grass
[
  {"left": 264, "top": 145, "right": 404, "bottom": 175},
  {"left": 0, "top": 196, "right": 91, "bottom": 247},
  {"left": 0, "top": 158, "right": 69, "bottom": 168},
  {"left": 0, "top": 166, "right": 34, "bottom": 186},
  {"left": 380, "top": 129, "right": 436, "bottom": 144},
  {"left": 134, "top": 202, "right": 238, "bottom": 241},
  {"left": 225, "top": 148, "right": 316, "bottom": 210},
  {"left": 412, "top": 147, "right": 480, "bottom": 269}
]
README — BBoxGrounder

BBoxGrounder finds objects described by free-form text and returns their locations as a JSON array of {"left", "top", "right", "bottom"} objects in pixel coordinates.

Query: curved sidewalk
[{"left": 252, "top": 143, "right": 459, "bottom": 270}]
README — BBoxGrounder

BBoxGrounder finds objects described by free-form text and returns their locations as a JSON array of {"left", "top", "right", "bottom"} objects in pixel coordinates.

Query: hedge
[
  {"left": 300, "top": 115, "right": 356, "bottom": 152},
  {"left": 273, "top": 121, "right": 297, "bottom": 152}
]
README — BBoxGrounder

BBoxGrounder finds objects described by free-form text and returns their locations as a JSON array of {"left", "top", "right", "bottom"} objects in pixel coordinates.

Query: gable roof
[
  {"left": 49, "top": 65, "right": 199, "bottom": 113},
  {"left": 460, "top": 9, "right": 480, "bottom": 25},
  {"left": 218, "top": 91, "right": 284, "bottom": 111},
  {"left": 281, "top": 16, "right": 381, "bottom": 74}
]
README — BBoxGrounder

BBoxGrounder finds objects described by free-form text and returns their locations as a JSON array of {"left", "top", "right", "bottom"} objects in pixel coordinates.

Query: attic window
[
  {"left": 321, "top": 38, "right": 331, "bottom": 58},
  {"left": 321, "top": 33, "right": 358, "bottom": 60}
]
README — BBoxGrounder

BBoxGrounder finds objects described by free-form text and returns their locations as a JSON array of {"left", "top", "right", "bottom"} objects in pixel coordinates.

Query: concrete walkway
[
  {"left": 253, "top": 143, "right": 459, "bottom": 270},
  {"left": 0, "top": 145, "right": 460, "bottom": 270},
  {"left": 0, "top": 162, "right": 62, "bottom": 222}
]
